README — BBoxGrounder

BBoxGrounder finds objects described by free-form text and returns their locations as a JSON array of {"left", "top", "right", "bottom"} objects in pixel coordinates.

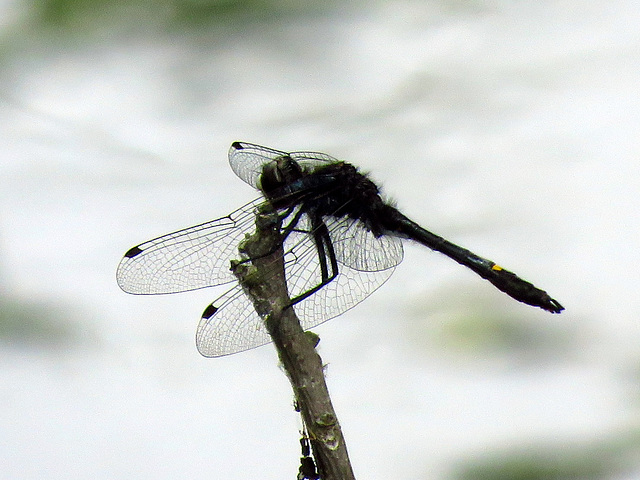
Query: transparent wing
[
  {"left": 195, "top": 213, "right": 401, "bottom": 357},
  {"left": 287, "top": 228, "right": 398, "bottom": 330},
  {"left": 228, "top": 142, "right": 288, "bottom": 188},
  {"left": 229, "top": 141, "right": 338, "bottom": 189},
  {"left": 196, "top": 285, "right": 270, "bottom": 357},
  {"left": 116, "top": 198, "right": 264, "bottom": 294},
  {"left": 326, "top": 215, "right": 403, "bottom": 271}
]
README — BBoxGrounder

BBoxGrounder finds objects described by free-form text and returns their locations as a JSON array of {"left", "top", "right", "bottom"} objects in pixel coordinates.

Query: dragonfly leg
[
  {"left": 230, "top": 206, "right": 305, "bottom": 270},
  {"left": 280, "top": 206, "right": 307, "bottom": 243},
  {"left": 288, "top": 217, "right": 339, "bottom": 307}
]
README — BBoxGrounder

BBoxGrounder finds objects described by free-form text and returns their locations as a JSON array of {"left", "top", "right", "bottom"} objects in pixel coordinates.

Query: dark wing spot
[
  {"left": 231, "top": 141, "right": 244, "bottom": 150},
  {"left": 124, "top": 245, "right": 143, "bottom": 258},
  {"left": 202, "top": 304, "right": 218, "bottom": 319}
]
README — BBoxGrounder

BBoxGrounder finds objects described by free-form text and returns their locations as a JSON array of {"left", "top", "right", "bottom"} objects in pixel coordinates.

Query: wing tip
[
  {"left": 202, "top": 304, "right": 219, "bottom": 320},
  {"left": 124, "top": 245, "right": 143, "bottom": 258}
]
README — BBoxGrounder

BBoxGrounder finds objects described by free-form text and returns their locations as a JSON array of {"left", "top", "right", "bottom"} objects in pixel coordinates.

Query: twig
[{"left": 232, "top": 204, "right": 356, "bottom": 480}]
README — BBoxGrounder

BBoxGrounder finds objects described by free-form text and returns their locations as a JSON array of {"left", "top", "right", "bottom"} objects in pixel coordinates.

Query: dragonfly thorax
[{"left": 263, "top": 159, "right": 393, "bottom": 238}]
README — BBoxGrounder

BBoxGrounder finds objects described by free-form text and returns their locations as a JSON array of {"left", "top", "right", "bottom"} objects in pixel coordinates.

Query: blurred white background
[{"left": 1, "top": 1, "right": 639, "bottom": 479}]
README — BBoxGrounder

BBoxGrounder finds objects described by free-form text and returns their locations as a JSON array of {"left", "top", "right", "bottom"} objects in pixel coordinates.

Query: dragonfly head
[{"left": 259, "top": 155, "right": 304, "bottom": 196}]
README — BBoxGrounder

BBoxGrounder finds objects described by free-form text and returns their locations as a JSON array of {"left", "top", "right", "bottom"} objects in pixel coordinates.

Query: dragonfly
[{"left": 117, "top": 142, "right": 563, "bottom": 357}]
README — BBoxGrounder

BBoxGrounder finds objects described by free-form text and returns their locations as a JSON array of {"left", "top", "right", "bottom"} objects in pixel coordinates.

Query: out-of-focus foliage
[
  {"left": 0, "top": 297, "right": 80, "bottom": 348},
  {"left": 404, "top": 285, "right": 577, "bottom": 365},
  {"left": 29, "top": 0, "right": 341, "bottom": 33},
  {"left": 436, "top": 310, "right": 574, "bottom": 358},
  {"left": 452, "top": 431, "right": 640, "bottom": 480}
]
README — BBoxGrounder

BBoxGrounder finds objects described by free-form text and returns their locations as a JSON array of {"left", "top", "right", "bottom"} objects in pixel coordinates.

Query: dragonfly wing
[
  {"left": 116, "top": 198, "right": 264, "bottom": 294},
  {"left": 282, "top": 220, "right": 398, "bottom": 331},
  {"left": 229, "top": 141, "right": 338, "bottom": 189},
  {"left": 195, "top": 215, "right": 399, "bottom": 357},
  {"left": 194, "top": 250, "right": 396, "bottom": 358},
  {"left": 326, "top": 216, "right": 404, "bottom": 272},
  {"left": 293, "top": 261, "right": 396, "bottom": 332},
  {"left": 290, "top": 150, "right": 339, "bottom": 174},
  {"left": 196, "top": 286, "right": 272, "bottom": 357},
  {"left": 229, "top": 142, "right": 289, "bottom": 189}
]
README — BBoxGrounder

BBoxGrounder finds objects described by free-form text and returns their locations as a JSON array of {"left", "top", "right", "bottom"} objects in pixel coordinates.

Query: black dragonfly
[{"left": 117, "top": 142, "right": 563, "bottom": 357}]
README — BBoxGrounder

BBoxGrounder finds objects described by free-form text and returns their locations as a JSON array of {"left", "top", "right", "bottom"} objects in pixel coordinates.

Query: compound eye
[
  {"left": 259, "top": 161, "right": 285, "bottom": 194},
  {"left": 259, "top": 155, "right": 304, "bottom": 195},
  {"left": 279, "top": 156, "right": 303, "bottom": 180}
]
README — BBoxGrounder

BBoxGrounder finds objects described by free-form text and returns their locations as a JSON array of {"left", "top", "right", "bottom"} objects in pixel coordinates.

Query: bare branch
[{"left": 232, "top": 204, "right": 355, "bottom": 480}]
